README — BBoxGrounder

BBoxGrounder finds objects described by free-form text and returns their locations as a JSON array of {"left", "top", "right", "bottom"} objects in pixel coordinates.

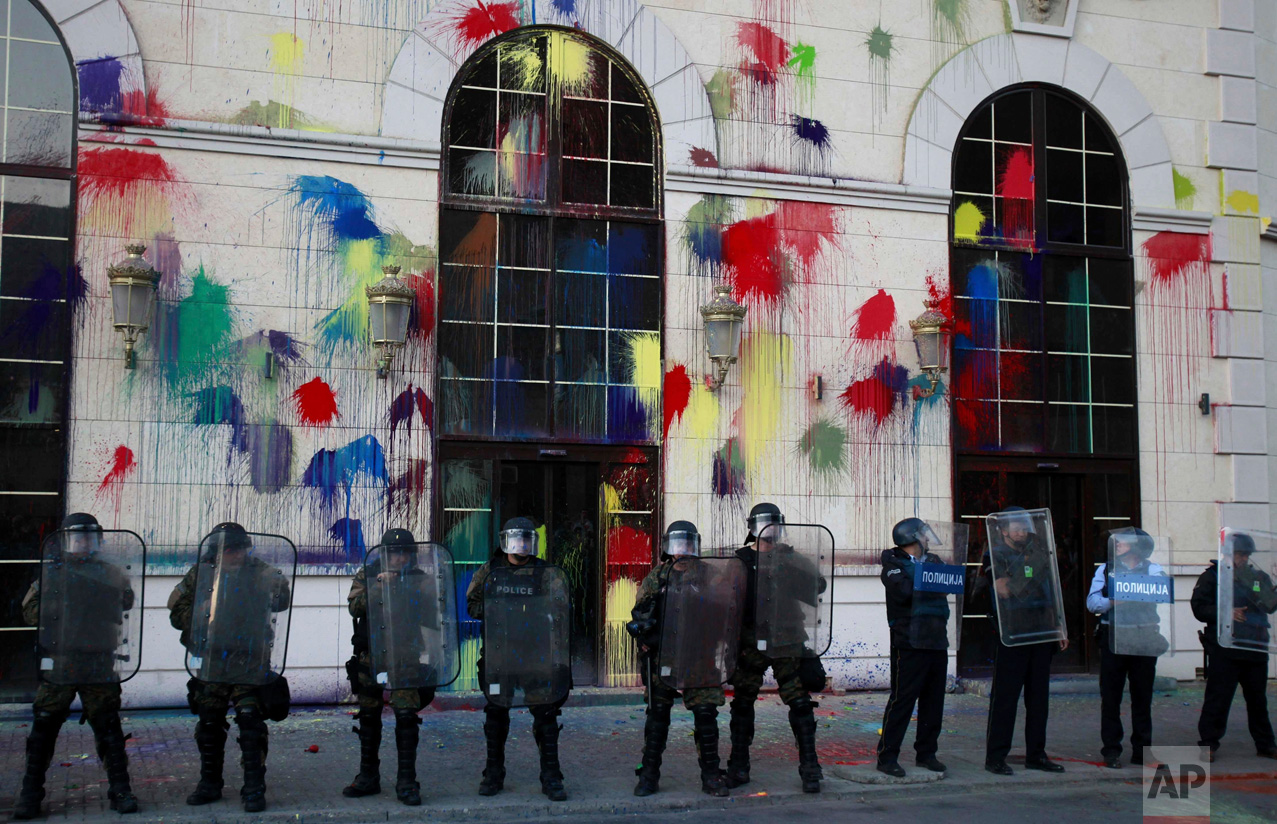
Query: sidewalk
[{"left": 2, "top": 683, "right": 1274, "bottom": 823}]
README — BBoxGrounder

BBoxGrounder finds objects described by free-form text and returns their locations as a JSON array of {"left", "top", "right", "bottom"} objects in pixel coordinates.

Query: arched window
[
  {"left": 950, "top": 87, "right": 1133, "bottom": 455},
  {"left": 437, "top": 27, "right": 662, "bottom": 441},
  {"left": 950, "top": 86, "right": 1138, "bottom": 676},
  {"left": 0, "top": 0, "right": 77, "bottom": 695}
]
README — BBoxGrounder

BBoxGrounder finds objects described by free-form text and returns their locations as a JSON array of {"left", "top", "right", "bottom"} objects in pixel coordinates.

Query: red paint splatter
[
  {"left": 840, "top": 377, "right": 894, "bottom": 426},
  {"left": 390, "top": 384, "right": 434, "bottom": 435},
  {"left": 79, "top": 146, "right": 181, "bottom": 194},
  {"left": 776, "top": 201, "right": 838, "bottom": 269},
  {"left": 689, "top": 147, "right": 719, "bottom": 168},
  {"left": 662, "top": 365, "right": 692, "bottom": 439},
  {"left": 722, "top": 214, "right": 785, "bottom": 304},
  {"left": 607, "top": 525, "right": 652, "bottom": 568},
  {"left": 292, "top": 377, "right": 340, "bottom": 426},
  {"left": 619, "top": 447, "right": 648, "bottom": 464},
  {"left": 924, "top": 272, "right": 954, "bottom": 324},
  {"left": 996, "top": 147, "right": 1034, "bottom": 250},
  {"left": 850, "top": 288, "right": 896, "bottom": 346},
  {"left": 735, "top": 22, "right": 790, "bottom": 74},
  {"left": 442, "top": 1, "right": 521, "bottom": 53},
  {"left": 404, "top": 272, "right": 436, "bottom": 339},
  {"left": 97, "top": 445, "right": 137, "bottom": 494},
  {"left": 1143, "top": 231, "right": 1211, "bottom": 286}
]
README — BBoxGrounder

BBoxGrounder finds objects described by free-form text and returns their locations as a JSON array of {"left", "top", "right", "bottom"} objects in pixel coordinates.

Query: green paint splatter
[
  {"left": 383, "top": 230, "right": 434, "bottom": 274},
  {"left": 866, "top": 26, "right": 894, "bottom": 60},
  {"left": 799, "top": 418, "right": 847, "bottom": 475},
  {"left": 163, "top": 266, "right": 236, "bottom": 392},
  {"left": 953, "top": 201, "right": 987, "bottom": 243},
  {"left": 789, "top": 41, "right": 816, "bottom": 83},
  {"left": 229, "top": 100, "right": 319, "bottom": 130},
  {"left": 931, "top": 0, "right": 968, "bottom": 68},
  {"left": 1172, "top": 167, "right": 1197, "bottom": 210},
  {"left": 1002, "top": 0, "right": 1014, "bottom": 33},
  {"left": 935, "top": 0, "right": 967, "bottom": 31},
  {"left": 706, "top": 69, "right": 738, "bottom": 121}
]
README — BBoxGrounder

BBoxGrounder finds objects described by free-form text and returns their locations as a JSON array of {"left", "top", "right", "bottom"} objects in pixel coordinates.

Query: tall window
[
  {"left": 438, "top": 28, "right": 663, "bottom": 442},
  {"left": 950, "top": 87, "right": 1134, "bottom": 456},
  {"left": 0, "top": 1, "right": 77, "bottom": 698}
]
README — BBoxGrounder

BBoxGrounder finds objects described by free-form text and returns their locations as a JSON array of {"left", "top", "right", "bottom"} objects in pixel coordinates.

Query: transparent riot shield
[
  {"left": 657, "top": 556, "right": 747, "bottom": 690},
  {"left": 185, "top": 531, "right": 296, "bottom": 686},
  {"left": 1218, "top": 528, "right": 1277, "bottom": 655},
  {"left": 364, "top": 543, "right": 461, "bottom": 690},
  {"left": 1107, "top": 530, "right": 1175, "bottom": 658},
  {"left": 37, "top": 529, "right": 146, "bottom": 685},
  {"left": 482, "top": 564, "right": 572, "bottom": 707},
  {"left": 984, "top": 509, "right": 1068, "bottom": 647},
  {"left": 754, "top": 523, "right": 834, "bottom": 658},
  {"left": 908, "top": 521, "right": 968, "bottom": 651}
]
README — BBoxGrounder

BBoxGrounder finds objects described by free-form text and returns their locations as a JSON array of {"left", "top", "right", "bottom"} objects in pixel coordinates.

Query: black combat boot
[
  {"left": 533, "top": 712, "right": 567, "bottom": 801},
  {"left": 235, "top": 707, "right": 269, "bottom": 813},
  {"left": 633, "top": 702, "right": 670, "bottom": 797},
  {"left": 393, "top": 709, "right": 421, "bottom": 806},
  {"left": 691, "top": 705, "right": 729, "bottom": 797},
  {"left": 14, "top": 710, "right": 65, "bottom": 820},
  {"left": 725, "top": 696, "right": 755, "bottom": 788},
  {"left": 342, "top": 706, "right": 382, "bottom": 797},
  {"left": 185, "top": 713, "right": 227, "bottom": 805},
  {"left": 478, "top": 705, "right": 509, "bottom": 796},
  {"left": 789, "top": 696, "right": 823, "bottom": 793},
  {"left": 90, "top": 713, "right": 139, "bottom": 814}
]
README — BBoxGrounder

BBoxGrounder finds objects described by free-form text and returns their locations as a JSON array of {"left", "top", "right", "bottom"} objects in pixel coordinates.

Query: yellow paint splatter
[
  {"left": 601, "top": 483, "right": 622, "bottom": 529},
  {"left": 625, "top": 332, "right": 662, "bottom": 388},
  {"left": 552, "top": 35, "right": 596, "bottom": 95},
  {"left": 269, "top": 33, "right": 304, "bottom": 127},
  {"left": 683, "top": 382, "right": 721, "bottom": 439},
  {"left": 536, "top": 524, "right": 548, "bottom": 560},
  {"left": 501, "top": 40, "right": 544, "bottom": 91},
  {"left": 1225, "top": 189, "right": 1260, "bottom": 215},
  {"left": 603, "top": 577, "right": 641, "bottom": 686},
  {"left": 953, "top": 201, "right": 986, "bottom": 243},
  {"left": 738, "top": 331, "right": 792, "bottom": 480}
]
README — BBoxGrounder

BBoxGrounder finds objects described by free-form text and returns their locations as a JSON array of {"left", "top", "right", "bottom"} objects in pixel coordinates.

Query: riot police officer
[
  {"left": 1192, "top": 532, "right": 1277, "bottom": 761},
  {"left": 465, "top": 517, "right": 569, "bottom": 801},
  {"left": 14, "top": 513, "right": 140, "bottom": 819},
  {"left": 630, "top": 521, "right": 733, "bottom": 798},
  {"left": 725, "top": 503, "right": 826, "bottom": 793},
  {"left": 1087, "top": 528, "right": 1167, "bottom": 768},
  {"left": 876, "top": 518, "right": 951, "bottom": 777},
  {"left": 983, "top": 507, "right": 1068, "bottom": 775},
  {"left": 343, "top": 528, "right": 437, "bottom": 806},
  {"left": 169, "top": 522, "right": 292, "bottom": 812}
]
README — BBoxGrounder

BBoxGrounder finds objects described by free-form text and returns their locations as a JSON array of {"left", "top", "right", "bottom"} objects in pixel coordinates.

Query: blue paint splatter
[
  {"left": 78, "top": 57, "right": 125, "bottom": 115},
  {"left": 871, "top": 358, "right": 911, "bottom": 408},
  {"left": 390, "top": 384, "right": 433, "bottom": 435},
  {"left": 301, "top": 434, "right": 389, "bottom": 510},
  {"left": 287, "top": 175, "right": 383, "bottom": 252},
  {"left": 190, "top": 385, "right": 249, "bottom": 458},
  {"left": 790, "top": 115, "right": 831, "bottom": 151},
  {"left": 607, "top": 386, "right": 648, "bottom": 441},
  {"left": 549, "top": 0, "right": 577, "bottom": 17},
  {"left": 246, "top": 423, "right": 292, "bottom": 494},
  {"left": 328, "top": 517, "right": 366, "bottom": 562}
]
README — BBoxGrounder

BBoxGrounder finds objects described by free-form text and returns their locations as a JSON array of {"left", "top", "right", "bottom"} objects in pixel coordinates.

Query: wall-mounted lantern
[
  {"left": 106, "top": 243, "right": 160, "bottom": 370},
  {"left": 908, "top": 298, "right": 953, "bottom": 398},
  {"left": 699, "top": 283, "right": 747, "bottom": 391},
  {"left": 366, "top": 264, "right": 413, "bottom": 379}
]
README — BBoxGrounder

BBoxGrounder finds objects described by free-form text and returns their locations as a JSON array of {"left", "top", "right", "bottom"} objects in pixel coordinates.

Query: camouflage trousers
[
  {"left": 187, "top": 678, "right": 261, "bottom": 715},
  {"left": 729, "top": 644, "right": 809, "bottom": 706},
  {"left": 350, "top": 652, "right": 434, "bottom": 712},
  {"left": 33, "top": 682, "right": 122, "bottom": 722}
]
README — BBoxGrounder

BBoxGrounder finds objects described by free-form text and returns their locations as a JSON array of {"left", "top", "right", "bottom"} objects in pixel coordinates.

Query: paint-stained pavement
[{"left": 2, "top": 683, "right": 1275, "bottom": 822}]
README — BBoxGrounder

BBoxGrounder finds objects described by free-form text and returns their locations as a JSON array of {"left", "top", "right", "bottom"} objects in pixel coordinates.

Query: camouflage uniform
[
  {"left": 169, "top": 553, "right": 291, "bottom": 811},
  {"left": 346, "top": 564, "right": 434, "bottom": 712},
  {"left": 465, "top": 553, "right": 569, "bottom": 798},
  {"left": 634, "top": 560, "right": 726, "bottom": 709}
]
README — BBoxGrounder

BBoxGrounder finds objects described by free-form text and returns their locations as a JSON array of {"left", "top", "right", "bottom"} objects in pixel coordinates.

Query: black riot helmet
[
  {"left": 500, "top": 516, "right": 539, "bottom": 557},
  {"left": 62, "top": 512, "right": 102, "bottom": 531},
  {"left": 663, "top": 520, "right": 701, "bottom": 558},
  {"left": 1112, "top": 527, "right": 1155, "bottom": 560},
  {"left": 746, "top": 502, "right": 784, "bottom": 542},
  {"left": 892, "top": 517, "right": 927, "bottom": 548},
  {"left": 381, "top": 528, "right": 417, "bottom": 551},
  {"left": 209, "top": 521, "right": 253, "bottom": 550},
  {"left": 1227, "top": 532, "right": 1256, "bottom": 557}
]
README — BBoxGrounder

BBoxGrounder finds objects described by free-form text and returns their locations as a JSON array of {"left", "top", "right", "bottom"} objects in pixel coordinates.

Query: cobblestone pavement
[{"left": 1, "top": 684, "right": 1274, "bottom": 823}]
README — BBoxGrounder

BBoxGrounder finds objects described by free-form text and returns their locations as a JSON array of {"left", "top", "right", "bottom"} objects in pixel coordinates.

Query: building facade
[{"left": 1, "top": 0, "right": 1275, "bottom": 706}]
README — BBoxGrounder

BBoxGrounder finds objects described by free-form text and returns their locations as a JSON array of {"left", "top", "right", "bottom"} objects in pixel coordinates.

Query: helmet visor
[
  {"left": 500, "top": 528, "right": 539, "bottom": 557},
  {"left": 918, "top": 523, "right": 941, "bottom": 549},
  {"left": 64, "top": 531, "right": 100, "bottom": 556},
  {"left": 748, "top": 511, "right": 784, "bottom": 535},
  {"left": 663, "top": 530, "right": 701, "bottom": 557}
]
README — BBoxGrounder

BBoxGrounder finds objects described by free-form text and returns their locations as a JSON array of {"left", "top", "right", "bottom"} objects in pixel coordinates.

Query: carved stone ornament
[{"left": 1009, "top": 0, "right": 1078, "bottom": 38}]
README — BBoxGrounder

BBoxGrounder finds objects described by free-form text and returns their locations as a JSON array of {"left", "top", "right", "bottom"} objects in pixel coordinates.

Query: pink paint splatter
[
  {"left": 776, "top": 201, "right": 839, "bottom": 269},
  {"left": 662, "top": 365, "right": 692, "bottom": 439},
  {"left": 735, "top": 22, "right": 790, "bottom": 83},
  {"left": 98, "top": 446, "right": 137, "bottom": 494},
  {"left": 292, "top": 377, "right": 339, "bottom": 426}
]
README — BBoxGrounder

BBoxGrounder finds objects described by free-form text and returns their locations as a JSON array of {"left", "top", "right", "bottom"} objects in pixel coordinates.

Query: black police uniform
[
  {"left": 983, "top": 536, "right": 1062, "bottom": 771},
  {"left": 1192, "top": 560, "right": 1277, "bottom": 756},
  {"left": 877, "top": 546, "right": 949, "bottom": 769}
]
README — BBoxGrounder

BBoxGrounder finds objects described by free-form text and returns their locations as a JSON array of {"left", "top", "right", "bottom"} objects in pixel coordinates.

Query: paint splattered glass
[
  {"left": 440, "top": 28, "right": 662, "bottom": 441},
  {"left": 950, "top": 88, "right": 1133, "bottom": 456}
]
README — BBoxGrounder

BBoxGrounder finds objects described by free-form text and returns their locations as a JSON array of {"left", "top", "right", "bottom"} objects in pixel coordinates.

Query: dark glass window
[
  {"left": 950, "top": 88, "right": 1133, "bottom": 456},
  {"left": 439, "top": 29, "right": 662, "bottom": 442},
  {"left": 0, "top": 1, "right": 77, "bottom": 701}
]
